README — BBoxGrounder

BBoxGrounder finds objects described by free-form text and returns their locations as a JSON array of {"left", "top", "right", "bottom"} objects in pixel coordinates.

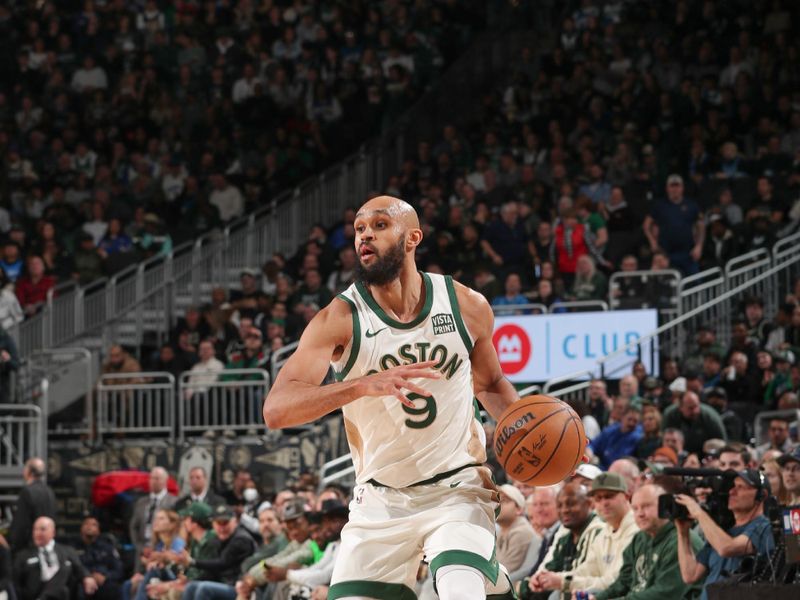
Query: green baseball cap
[
  {"left": 587, "top": 472, "right": 628, "bottom": 496},
  {"left": 179, "top": 501, "right": 213, "bottom": 521}
]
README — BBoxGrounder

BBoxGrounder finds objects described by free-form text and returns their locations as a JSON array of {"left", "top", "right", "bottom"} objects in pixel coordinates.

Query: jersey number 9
[{"left": 402, "top": 393, "right": 438, "bottom": 429}]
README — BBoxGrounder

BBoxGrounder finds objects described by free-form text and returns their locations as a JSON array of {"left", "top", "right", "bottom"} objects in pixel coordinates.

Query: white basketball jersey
[{"left": 332, "top": 272, "right": 487, "bottom": 488}]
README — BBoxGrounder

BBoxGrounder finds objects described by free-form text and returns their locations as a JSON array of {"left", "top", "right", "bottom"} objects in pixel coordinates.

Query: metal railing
[
  {"left": 178, "top": 368, "right": 270, "bottom": 442},
  {"left": 0, "top": 379, "right": 47, "bottom": 496},
  {"left": 592, "top": 246, "right": 800, "bottom": 382},
  {"left": 95, "top": 372, "right": 176, "bottom": 441}
]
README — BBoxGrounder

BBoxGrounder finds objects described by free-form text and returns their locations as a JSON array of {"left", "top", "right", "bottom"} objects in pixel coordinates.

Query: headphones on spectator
[{"left": 749, "top": 469, "right": 770, "bottom": 503}]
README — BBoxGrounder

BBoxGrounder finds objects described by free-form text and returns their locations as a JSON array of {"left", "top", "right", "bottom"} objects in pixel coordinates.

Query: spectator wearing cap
[
  {"left": 522, "top": 482, "right": 603, "bottom": 600},
  {"left": 178, "top": 504, "right": 257, "bottom": 600},
  {"left": 572, "top": 464, "right": 602, "bottom": 488},
  {"left": 778, "top": 447, "right": 800, "bottom": 505},
  {"left": 146, "top": 502, "right": 219, "bottom": 600},
  {"left": 549, "top": 473, "right": 637, "bottom": 596},
  {"left": 766, "top": 350, "right": 796, "bottom": 407},
  {"left": 704, "top": 387, "right": 746, "bottom": 442},
  {"left": 755, "top": 418, "right": 794, "bottom": 460},
  {"left": 584, "top": 484, "right": 703, "bottom": 600},
  {"left": 496, "top": 484, "right": 536, "bottom": 573},
  {"left": 662, "top": 391, "right": 727, "bottom": 454},
  {"left": 676, "top": 469, "right": 774, "bottom": 600},
  {"left": 246, "top": 499, "right": 349, "bottom": 600},
  {"left": 642, "top": 174, "right": 705, "bottom": 276},
  {"left": 588, "top": 406, "right": 643, "bottom": 469},
  {"left": 221, "top": 326, "right": 268, "bottom": 380}
]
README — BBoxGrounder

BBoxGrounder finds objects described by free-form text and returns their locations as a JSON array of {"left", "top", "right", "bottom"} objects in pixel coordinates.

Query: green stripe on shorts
[
  {"left": 430, "top": 548, "right": 500, "bottom": 585},
  {"left": 328, "top": 580, "right": 417, "bottom": 600}
]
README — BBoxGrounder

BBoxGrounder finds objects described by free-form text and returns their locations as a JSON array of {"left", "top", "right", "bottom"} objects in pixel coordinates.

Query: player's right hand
[{"left": 357, "top": 360, "right": 441, "bottom": 408}]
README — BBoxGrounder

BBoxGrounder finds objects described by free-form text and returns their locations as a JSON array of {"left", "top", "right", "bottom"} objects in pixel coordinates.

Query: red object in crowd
[
  {"left": 15, "top": 274, "right": 56, "bottom": 310},
  {"left": 91, "top": 470, "right": 179, "bottom": 508},
  {"left": 553, "top": 222, "right": 592, "bottom": 275}
]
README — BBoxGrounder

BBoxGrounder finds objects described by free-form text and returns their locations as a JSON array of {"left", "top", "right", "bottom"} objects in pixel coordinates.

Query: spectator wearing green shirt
[
  {"left": 145, "top": 502, "right": 219, "bottom": 600},
  {"left": 241, "top": 507, "right": 289, "bottom": 574},
  {"left": 662, "top": 391, "right": 727, "bottom": 454},
  {"left": 584, "top": 484, "right": 703, "bottom": 600},
  {"left": 570, "top": 255, "right": 608, "bottom": 302},
  {"left": 576, "top": 193, "right": 609, "bottom": 252}
]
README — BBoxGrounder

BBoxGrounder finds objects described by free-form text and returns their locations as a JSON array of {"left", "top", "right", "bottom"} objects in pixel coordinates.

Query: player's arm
[
  {"left": 263, "top": 298, "right": 440, "bottom": 429},
  {"left": 456, "top": 282, "right": 518, "bottom": 420}
]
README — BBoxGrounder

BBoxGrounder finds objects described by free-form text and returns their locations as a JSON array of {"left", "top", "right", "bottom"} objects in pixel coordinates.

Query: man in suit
[
  {"left": 8, "top": 458, "right": 57, "bottom": 554},
  {"left": 128, "top": 467, "right": 176, "bottom": 570},
  {"left": 13, "top": 516, "right": 98, "bottom": 600},
  {"left": 174, "top": 467, "right": 224, "bottom": 512}
]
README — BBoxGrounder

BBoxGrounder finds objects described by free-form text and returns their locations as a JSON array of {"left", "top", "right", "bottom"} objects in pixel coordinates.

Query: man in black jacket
[
  {"left": 8, "top": 458, "right": 57, "bottom": 554},
  {"left": 13, "top": 516, "right": 98, "bottom": 600},
  {"left": 178, "top": 504, "right": 257, "bottom": 600},
  {"left": 73, "top": 517, "right": 123, "bottom": 600},
  {"left": 0, "top": 325, "right": 19, "bottom": 403}
]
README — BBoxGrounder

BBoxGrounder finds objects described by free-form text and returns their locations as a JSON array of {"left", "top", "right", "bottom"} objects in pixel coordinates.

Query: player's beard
[{"left": 356, "top": 238, "right": 405, "bottom": 286}]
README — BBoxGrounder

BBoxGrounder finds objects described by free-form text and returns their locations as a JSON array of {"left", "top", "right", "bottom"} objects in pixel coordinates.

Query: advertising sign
[{"left": 492, "top": 310, "right": 659, "bottom": 382}]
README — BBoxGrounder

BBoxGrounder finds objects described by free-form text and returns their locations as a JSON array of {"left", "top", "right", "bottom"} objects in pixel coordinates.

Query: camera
[
  {"left": 658, "top": 494, "right": 690, "bottom": 520},
  {"left": 657, "top": 467, "right": 739, "bottom": 530}
]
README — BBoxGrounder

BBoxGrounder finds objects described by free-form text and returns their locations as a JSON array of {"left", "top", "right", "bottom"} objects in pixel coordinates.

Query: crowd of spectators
[
  {"left": 372, "top": 0, "right": 800, "bottom": 306},
  {"left": 0, "top": 0, "right": 484, "bottom": 335}
]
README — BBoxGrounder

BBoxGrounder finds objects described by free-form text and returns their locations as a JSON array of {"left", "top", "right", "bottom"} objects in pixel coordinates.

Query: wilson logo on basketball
[
  {"left": 493, "top": 324, "right": 531, "bottom": 375},
  {"left": 494, "top": 412, "right": 535, "bottom": 457}
]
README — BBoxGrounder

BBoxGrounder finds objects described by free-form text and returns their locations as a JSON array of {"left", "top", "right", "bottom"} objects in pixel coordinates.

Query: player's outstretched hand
[{"left": 357, "top": 360, "right": 441, "bottom": 407}]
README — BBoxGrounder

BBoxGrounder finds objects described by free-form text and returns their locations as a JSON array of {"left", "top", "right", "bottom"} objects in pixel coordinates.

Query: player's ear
[{"left": 406, "top": 227, "right": 423, "bottom": 249}]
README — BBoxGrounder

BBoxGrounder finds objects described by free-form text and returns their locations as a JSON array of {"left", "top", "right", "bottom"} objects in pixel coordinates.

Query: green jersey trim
[
  {"left": 445, "top": 275, "right": 475, "bottom": 353},
  {"left": 334, "top": 294, "right": 360, "bottom": 381},
  {"left": 328, "top": 580, "right": 417, "bottom": 600},
  {"left": 354, "top": 272, "right": 433, "bottom": 329}
]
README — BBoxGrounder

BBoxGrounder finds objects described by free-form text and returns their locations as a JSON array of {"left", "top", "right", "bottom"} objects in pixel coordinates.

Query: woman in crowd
[{"left": 124, "top": 509, "right": 186, "bottom": 600}]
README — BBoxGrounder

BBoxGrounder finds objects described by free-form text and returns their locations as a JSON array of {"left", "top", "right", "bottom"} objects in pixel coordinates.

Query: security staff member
[{"left": 74, "top": 517, "right": 123, "bottom": 600}]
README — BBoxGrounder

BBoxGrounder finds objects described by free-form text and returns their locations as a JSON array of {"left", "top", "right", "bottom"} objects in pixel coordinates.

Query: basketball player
[{"left": 264, "top": 196, "right": 520, "bottom": 599}]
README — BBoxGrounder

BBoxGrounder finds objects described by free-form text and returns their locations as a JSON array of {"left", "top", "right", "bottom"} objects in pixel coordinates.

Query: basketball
[{"left": 493, "top": 395, "right": 587, "bottom": 485}]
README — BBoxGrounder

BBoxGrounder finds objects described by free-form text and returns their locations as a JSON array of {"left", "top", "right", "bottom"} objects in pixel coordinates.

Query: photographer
[{"left": 674, "top": 470, "right": 775, "bottom": 600}]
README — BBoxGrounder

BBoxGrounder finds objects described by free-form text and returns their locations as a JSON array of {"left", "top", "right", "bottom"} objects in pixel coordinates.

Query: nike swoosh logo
[
  {"left": 449, "top": 481, "right": 461, "bottom": 488},
  {"left": 365, "top": 328, "right": 387, "bottom": 338}
]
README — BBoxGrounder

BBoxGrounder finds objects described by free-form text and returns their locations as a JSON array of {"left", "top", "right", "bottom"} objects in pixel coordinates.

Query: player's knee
[{"left": 436, "top": 564, "right": 486, "bottom": 600}]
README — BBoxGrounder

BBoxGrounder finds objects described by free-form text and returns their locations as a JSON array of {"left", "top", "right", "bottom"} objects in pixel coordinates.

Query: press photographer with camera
[{"left": 674, "top": 469, "right": 775, "bottom": 600}]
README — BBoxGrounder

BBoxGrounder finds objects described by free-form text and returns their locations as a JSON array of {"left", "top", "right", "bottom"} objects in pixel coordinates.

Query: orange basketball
[{"left": 493, "top": 395, "right": 587, "bottom": 486}]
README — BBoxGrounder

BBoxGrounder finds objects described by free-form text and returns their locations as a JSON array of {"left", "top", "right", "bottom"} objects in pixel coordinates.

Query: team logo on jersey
[{"left": 432, "top": 313, "right": 456, "bottom": 335}]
